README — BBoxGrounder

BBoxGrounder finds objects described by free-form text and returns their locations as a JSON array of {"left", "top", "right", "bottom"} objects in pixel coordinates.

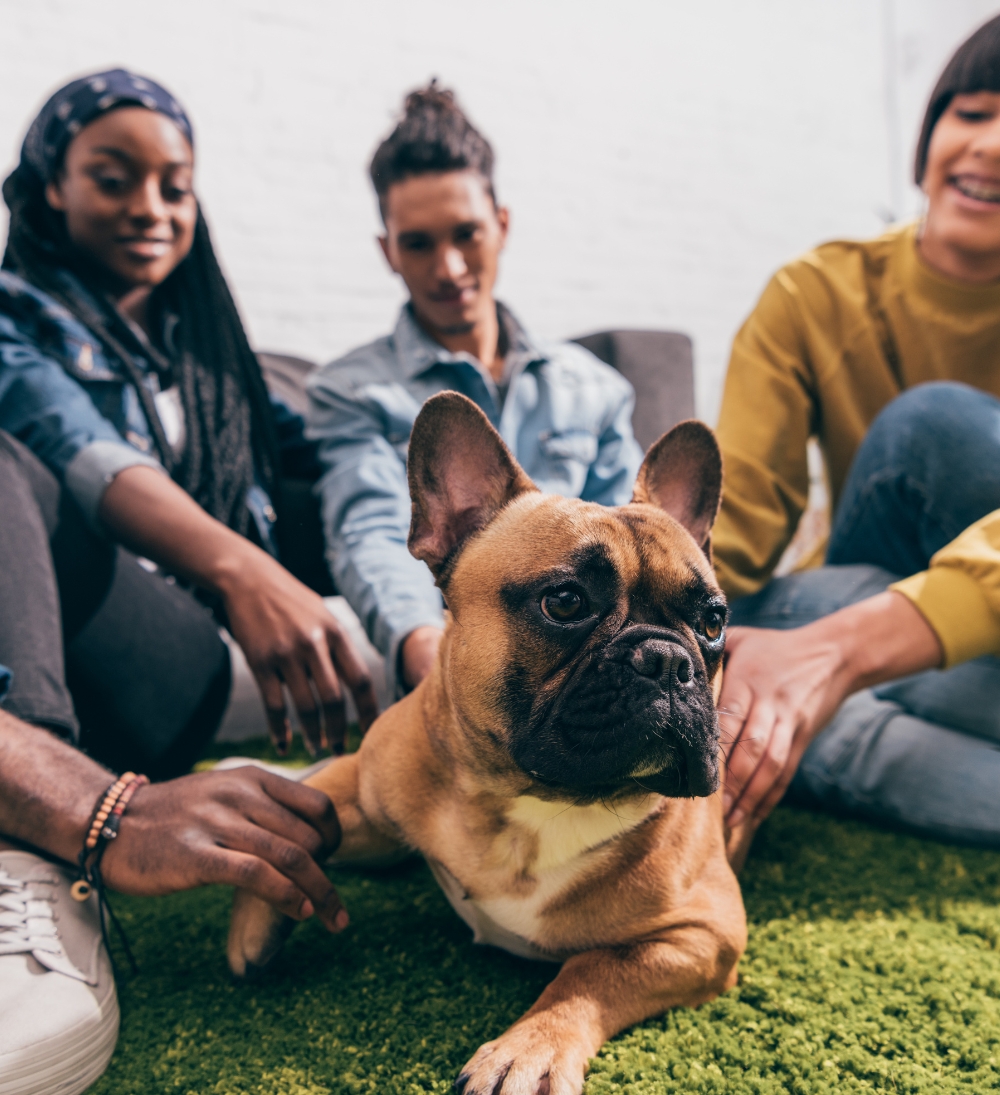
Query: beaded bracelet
[
  {"left": 99, "top": 775, "right": 149, "bottom": 844},
  {"left": 71, "top": 773, "right": 148, "bottom": 902}
]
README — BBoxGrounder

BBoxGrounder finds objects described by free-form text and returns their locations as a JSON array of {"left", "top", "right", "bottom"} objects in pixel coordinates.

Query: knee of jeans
[{"left": 870, "top": 382, "right": 999, "bottom": 460}]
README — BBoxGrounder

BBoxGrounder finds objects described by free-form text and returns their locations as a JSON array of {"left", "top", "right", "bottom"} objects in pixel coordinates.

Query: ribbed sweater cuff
[{"left": 891, "top": 566, "right": 1000, "bottom": 668}]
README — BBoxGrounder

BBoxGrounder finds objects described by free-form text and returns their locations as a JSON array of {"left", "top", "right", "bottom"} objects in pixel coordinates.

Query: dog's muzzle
[{"left": 512, "top": 625, "right": 720, "bottom": 798}]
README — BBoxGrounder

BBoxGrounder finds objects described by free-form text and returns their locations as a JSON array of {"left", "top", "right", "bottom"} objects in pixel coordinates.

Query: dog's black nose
[{"left": 629, "top": 639, "right": 694, "bottom": 688}]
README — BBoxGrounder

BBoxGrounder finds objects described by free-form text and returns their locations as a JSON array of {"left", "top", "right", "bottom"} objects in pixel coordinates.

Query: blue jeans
[{"left": 730, "top": 382, "right": 1000, "bottom": 845}]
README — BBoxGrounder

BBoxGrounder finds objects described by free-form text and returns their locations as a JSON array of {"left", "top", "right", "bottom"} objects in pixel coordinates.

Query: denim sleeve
[
  {"left": 579, "top": 379, "right": 644, "bottom": 506},
  {"left": 308, "top": 379, "right": 444, "bottom": 694},
  {"left": 0, "top": 330, "right": 162, "bottom": 527}
]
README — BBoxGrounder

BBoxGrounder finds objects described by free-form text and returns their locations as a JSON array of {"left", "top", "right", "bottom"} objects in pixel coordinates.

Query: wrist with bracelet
[
  {"left": 72, "top": 772, "right": 149, "bottom": 975},
  {"left": 72, "top": 771, "right": 149, "bottom": 901}
]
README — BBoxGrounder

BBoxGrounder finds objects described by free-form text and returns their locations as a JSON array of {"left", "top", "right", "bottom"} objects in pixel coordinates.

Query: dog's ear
[
  {"left": 408, "top": 391, "right": 537, "bottom": 582},
  {"left": 632, "top": 420, "right": 722, "bottom": 557}
]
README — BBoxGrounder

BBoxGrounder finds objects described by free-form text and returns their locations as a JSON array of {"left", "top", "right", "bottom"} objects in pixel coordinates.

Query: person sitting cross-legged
[
  {"left": 308, "top": 82, "right": 643, "bottom": 694},
  {"left": 0, "top": 431, "right": 351, "bottom": 1095},
  {"left": 715, "top": 14, "right": 1000, "bottom": 859},
  {"left": 0, "top": 69, "right": 375, "bottom": 1095}
]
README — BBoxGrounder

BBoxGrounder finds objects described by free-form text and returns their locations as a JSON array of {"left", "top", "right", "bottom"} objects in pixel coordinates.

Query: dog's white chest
[{"left": 428, "top": 794, "right": 660, "bottom": 961}]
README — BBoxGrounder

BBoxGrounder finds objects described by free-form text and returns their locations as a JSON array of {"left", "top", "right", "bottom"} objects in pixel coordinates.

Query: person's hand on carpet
[
  {"left": 218, "top": 550, "right": 379, "bottom": 757},
  {"left": 100, "top": 767, "right": 349, "bottom": 931},
  {"left": 99, "top": 466, "right": 380, "bottom": 759},
  {"left": 719, "top": 590, "right": 942, "bottom": 851}
]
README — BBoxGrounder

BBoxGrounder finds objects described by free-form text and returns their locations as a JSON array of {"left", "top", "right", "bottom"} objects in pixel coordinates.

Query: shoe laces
[{"left": 0, "top": 867, "right": 63, "bottom": 958}]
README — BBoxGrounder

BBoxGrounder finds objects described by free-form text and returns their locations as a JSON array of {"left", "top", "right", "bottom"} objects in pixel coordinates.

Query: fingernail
[
  {"left": 299, "top": 898, "right": 314, "bottom": 918},
  {"left": 722, "top": 793, "right": 733, "bottom": 812},
  {"left": 729, "top": 808, "right": 744, "bottom": 828},
  {"left": 334, "top": 908, "right": 349, "bottom": 931}
]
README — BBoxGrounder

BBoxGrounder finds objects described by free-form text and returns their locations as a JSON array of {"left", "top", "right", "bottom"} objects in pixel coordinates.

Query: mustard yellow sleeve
[
  {"left": 714, "top": 271, "right": 815, "bottom": 601},
  {"left": 891, "top": 509, "right": 1000, "bottom": 667}
]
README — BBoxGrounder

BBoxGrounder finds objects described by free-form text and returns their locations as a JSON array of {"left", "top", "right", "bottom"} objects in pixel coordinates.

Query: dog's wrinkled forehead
[{"left": 448, "top": 492, "right": 715, "bottom": 610}]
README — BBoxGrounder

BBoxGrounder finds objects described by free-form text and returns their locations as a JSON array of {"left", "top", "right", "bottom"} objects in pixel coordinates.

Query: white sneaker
[{"left": 0, "top": 851, "right": 119, "bottom": 1095}]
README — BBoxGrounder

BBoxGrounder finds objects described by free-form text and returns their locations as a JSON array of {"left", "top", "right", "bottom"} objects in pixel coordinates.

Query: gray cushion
[
  {"left": 257, "top": 352, "right": 315, "bottom": 417},
  {"left": 572, "top": 330, "right": 695, "bottom": 452}
]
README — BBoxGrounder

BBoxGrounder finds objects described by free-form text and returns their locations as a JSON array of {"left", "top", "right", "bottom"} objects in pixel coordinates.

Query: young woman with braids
[{"left": 0, "top": 72, "right": 372, "bottom": 1092}]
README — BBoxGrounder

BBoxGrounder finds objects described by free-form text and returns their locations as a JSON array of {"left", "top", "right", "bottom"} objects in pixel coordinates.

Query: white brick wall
[{"left": 0, "top": 0, "right": 996, "bottom": 422}]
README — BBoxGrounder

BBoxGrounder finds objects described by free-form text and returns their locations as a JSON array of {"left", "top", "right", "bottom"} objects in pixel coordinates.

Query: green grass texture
[{"left": 89, "top": 738, "right": 1000, "bottom": 1095}]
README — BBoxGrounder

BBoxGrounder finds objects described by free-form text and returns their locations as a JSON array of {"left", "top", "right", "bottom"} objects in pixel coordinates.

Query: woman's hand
[
  {"left": 719, "top": 590, "right": 943, "bottom": 830},
  {"left": 99, "top": 466, "right": 379, "bottom": 755},
  {"left": 100, "top": 767, "right": 349, "bottom": 930},
  {"left": 218, "top": 550, "right": 379, "bottom": 755}
]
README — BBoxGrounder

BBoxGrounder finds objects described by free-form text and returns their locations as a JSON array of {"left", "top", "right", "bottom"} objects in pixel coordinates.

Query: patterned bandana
[{"left": 21, "top": 69, "right": 194, "bottom": 183}]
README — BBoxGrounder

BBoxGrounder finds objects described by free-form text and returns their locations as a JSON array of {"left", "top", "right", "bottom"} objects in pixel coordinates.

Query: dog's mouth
[
  {"left": 508, "top": 629, "right": 721, "bottom": 799},
  {"left": 632, "top": 745, "right": 719, "bottom": 798}
]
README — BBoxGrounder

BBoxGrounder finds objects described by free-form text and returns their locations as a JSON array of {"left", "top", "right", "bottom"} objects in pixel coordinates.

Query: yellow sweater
[{"left": 714, "top": 222, "right": 1000, "bottom": 667}]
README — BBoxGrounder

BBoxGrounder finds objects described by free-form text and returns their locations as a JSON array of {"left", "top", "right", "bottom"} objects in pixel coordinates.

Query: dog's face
[{"left": 407, "top": 394, "right": 726, "bottom": 803}]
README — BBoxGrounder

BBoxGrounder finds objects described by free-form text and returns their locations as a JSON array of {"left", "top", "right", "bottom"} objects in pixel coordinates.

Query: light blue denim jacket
[
  {"left": 307, "top": 302, "right": 643, "bottom": 691},
  {"left": 0, "top": 270, "right": 311, "bottom": 551}
]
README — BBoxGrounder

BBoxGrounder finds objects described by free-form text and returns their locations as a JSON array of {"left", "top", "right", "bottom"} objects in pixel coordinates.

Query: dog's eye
[
  {"left": 541, "top": 588, "right": 588, "bottom": 622},
  {"left": 701, "top": 610, "right": 724, "bottom": 641}
]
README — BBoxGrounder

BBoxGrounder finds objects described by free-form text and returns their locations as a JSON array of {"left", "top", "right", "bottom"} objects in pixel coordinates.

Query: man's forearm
[
  {"left": 720, "top": 589, "right": 946, "bottom": 833},
  {"left": 818, "top": 589, "right": 944, "bottom": 695},
  {"left": 0, "top": 709, "right": 112, "bottom": 862}
]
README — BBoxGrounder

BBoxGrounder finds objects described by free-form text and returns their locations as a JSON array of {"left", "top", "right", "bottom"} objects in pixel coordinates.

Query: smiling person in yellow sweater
[{"left": 717, "top": 14, "right": 1000, "bottom": 852}]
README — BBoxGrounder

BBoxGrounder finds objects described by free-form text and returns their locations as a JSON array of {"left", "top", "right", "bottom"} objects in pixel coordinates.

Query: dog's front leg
[
  {"left": 227, "top": 753, "right": 403, "bottom": 979},
  {"left": 457, "top": 922, "right": 743, "bottom": 1095}
]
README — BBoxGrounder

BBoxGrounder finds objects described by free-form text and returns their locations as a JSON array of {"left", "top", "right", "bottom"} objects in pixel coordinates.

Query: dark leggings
[{"left": 0, "top": 431, "right": 231, "bottom": 780}]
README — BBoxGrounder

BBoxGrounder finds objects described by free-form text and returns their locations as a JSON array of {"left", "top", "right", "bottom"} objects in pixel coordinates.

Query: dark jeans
[
  {"left": 0, "top": 432, "right": 234, "bottom": 780},
  {"left": 731, "top": 382, "right": 1000, "bottom": 845}
]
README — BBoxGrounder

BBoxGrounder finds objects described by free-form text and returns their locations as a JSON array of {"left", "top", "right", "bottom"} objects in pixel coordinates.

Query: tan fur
[{"left": 228, "top": 401, "right": 746, "bottom": 1095}]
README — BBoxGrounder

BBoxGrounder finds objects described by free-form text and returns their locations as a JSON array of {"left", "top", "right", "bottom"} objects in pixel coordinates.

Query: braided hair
[
  {"left": 2, "top": 72, "right": 278, "bottom": 535},
  {"left": 370, "top": 80, "right": 496, "bottom": 221}
]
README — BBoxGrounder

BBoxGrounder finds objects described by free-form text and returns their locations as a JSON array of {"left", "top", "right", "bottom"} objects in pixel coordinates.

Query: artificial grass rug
[{"left": 89, "top": 739, "right": 1000, "bottom": 1094}]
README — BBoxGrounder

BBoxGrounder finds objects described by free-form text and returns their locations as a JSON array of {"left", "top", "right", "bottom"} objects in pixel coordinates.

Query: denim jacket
[
  {"left": 0, "top": 270, "right": 309, "bottom": 549},
  {"left": 307, "top": 302, "right": 644, "bottom": 690}
]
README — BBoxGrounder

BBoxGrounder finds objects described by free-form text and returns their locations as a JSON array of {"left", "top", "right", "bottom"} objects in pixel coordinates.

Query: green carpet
[{"left": 89, "top": 739, "right": 1000, "bottom": 1094}]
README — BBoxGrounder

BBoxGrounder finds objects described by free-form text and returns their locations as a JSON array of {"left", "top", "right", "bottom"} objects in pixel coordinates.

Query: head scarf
[
  {"left": 2, "top": 70, "right": 278, "bottom": 538},
  {"left": 21, "top": 68, "right": 194, "bottom": 186}
]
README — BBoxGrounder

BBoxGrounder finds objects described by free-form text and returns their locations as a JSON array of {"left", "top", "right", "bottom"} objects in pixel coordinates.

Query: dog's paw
[
  {"left": 227, "top": 887, "right": 296, "bottom": 980},
  {"left": 454, "top": 1021, "right": 593, "bottom": 1095}
]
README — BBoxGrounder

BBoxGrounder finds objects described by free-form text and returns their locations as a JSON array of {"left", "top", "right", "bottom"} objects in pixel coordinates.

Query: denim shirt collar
[{"left": 393, "top": 300, "right": 545, "bottom": 380}]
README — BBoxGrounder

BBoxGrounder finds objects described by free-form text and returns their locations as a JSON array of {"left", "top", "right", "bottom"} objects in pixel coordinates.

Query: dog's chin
[
  {"left": 633, "top": 752, "right": 719, "bottom": 799},
  {"left": 518, "top": 749, "right": 720, "bottom": 801}
]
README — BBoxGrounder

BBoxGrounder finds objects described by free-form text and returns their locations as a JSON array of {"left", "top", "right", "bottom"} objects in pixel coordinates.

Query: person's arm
[
  {"left": 721, "top": 506, "right": 1000, "bottom": 833},
  {"left": 0, "top": 321, "right": 374, "bottom": 752},
  {"left": 0, "top": 708, "right": 348, "bottom": 930},
  {"left": 308, "top": 375, "right": 446, "bottom": 694},
  {"left": 0, "top": 317, "right": 163, "bottom": 526},
  {"left": 720, "top": 591, "right": 942, "bottom": 834},
  {"left": 579, "top": 370, "right": 644, "bottom": 507},
  {"left": 99, "top": 466, "right": 377, "bottom": 755},
  {"left": 890, "top": 508, "right": 1000, "bottom": 667},
  {"left": 713, "top": 274, "right": 817, "bottom": 601}
]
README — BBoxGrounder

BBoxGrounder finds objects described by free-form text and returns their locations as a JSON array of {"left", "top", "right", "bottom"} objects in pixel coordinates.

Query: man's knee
[{"left": 867, "top": 381, "right": 1000, "bottom": 467}]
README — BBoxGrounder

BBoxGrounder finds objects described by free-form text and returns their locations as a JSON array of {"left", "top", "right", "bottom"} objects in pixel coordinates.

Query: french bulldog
[{"left": 228, "top": 391, "right": 746, "bottom": 1095}]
